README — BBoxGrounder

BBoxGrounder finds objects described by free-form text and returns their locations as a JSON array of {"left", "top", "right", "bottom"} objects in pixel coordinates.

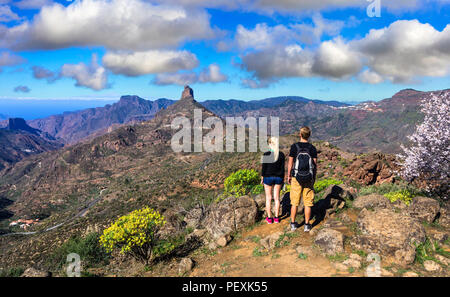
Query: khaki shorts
[{"left": 290, "top": 178, "right": 314, "bottom": 207}]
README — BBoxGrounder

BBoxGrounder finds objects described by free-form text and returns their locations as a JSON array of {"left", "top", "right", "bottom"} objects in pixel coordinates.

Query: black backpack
[{"left": 292, "top": 143, "right": 314, "bottom": 185}]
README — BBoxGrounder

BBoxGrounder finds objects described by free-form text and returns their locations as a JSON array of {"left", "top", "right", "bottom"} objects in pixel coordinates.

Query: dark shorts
[{"left": 263, "top": 176, "right": 284, "bottom": 186}]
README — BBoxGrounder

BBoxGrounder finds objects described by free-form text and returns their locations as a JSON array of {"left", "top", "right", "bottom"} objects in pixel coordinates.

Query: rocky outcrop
[
  {"left": 178, "top": 257, "right": 194, "bottom": 274},
  {"left": 21, "top": 267, "right": 52, "bottom": 277},
  {"left": 312, "top": 184, "right": 354, "bottom": 219},
  {"left": 353, "top": 194, "right": 392, "bottom": 210},
  {"left": 184, "top": 207, "right": 205, "bottom": 229},
  {"left": 343, "top": 153, "right": 397, "bottom": 185},
  {"left": 351, "top": 208, "right": 426, "bottom": 265},
  {"left": 314, "top": 228, "right": 344, "bottom": 255},
  {"left": 438, "top": 202, "right": 450, "bottom": 227},
  {"left": 203, "top": 195, "right": 257, "bottom": 239},
  {"left": 181, "top": 85, "right": 194, "bottom": 99},
  {"left": 406, "top": 196, "right": 440, "bottom": 223},
  {"left": 260, "top": 231, "right": 283, "bottom": 250}
]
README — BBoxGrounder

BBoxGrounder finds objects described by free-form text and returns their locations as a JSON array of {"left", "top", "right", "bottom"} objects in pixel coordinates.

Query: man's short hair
[{"left": 300, "top": 126, "right": 311, "bottom": 140}]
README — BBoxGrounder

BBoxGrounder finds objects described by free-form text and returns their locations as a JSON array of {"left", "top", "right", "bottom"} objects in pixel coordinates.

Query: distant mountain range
[
  {"left": 26, "top": 96, "right": 174, "bottom": 144},
  {"left": 0, "top": 87, "right": 445, "bottom": 171},
  {"left": 311, "top": 89, "right": 449, "bottom": 153},
  {"left": 0, "top": 118, "right": 63, "bottom": 170}
]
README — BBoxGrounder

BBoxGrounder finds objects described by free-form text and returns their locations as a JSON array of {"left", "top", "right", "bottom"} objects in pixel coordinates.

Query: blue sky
[{"left": 0, "top": 0, "right": 449, "bottom": 111}]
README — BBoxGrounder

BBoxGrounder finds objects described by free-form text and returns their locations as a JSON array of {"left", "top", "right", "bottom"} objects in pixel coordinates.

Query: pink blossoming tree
[{"left": 398, "top": 92, "right": 449, "bottom": 199}]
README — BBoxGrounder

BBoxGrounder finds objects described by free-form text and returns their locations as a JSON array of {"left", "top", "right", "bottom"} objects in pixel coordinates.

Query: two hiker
[{"left": 261, "top": 127, "right": 317, "bottom": 232}]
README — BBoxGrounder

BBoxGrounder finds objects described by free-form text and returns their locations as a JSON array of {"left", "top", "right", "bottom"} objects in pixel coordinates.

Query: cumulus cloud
[
  {"left": 14, "top": 0, "right": 53, "bottom": 9},
  {"left": 353, "top": 19, "right": 450, "bottom": 83},
  {"left": 0, "top": 5, "right": 20, "bottom": 22},
  {"left": 234, "top": 14, "right": 345, "bottom": 52},
  {"left": 60, "top": 54, "right": 108, "bottom": 90},
  {"left": 14, "top": 85, "right": 31, "bottom": 92},
  {"left": 149, "top": 0, "right": 441, "bottom": 14},
  {"left": 240, "top": 19, "right": 450, "bottom": 86},
  {"left": 0, "top": 51, "right": 25, "bottom": 71},
  {"left": 102, "top": 50, "right": 199, "bottom": 76},
  {"left": 153, "top": 63, "right": 228, "bottom": 85},
  {"left": 0, "top": 0, "right": 214, "bottom": 51},
  {"left": 32, "top": 65, "right": 58, "bottom": 82},
  {"left": 199, "top": 64, "right": 228, "bottom": 83},
  {"left": 153, "top": 72, "right": 198, "bottom": 86}
]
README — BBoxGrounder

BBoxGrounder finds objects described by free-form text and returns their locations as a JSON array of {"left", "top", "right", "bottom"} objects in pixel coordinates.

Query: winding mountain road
[{"left": 0, "top": 188, "right": 107, "bottom": 237}]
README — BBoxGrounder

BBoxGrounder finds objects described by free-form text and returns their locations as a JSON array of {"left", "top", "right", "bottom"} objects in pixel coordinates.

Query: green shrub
[
  {"left": 0, "top": 267, "right": 24, "bottom": 277},
  {"left": 359, "top": 182, "right": 425, "bottom": 197},
  {"left": 224, "top": 169, "right": 260, "bottom": 197},
  {"left": 250, "top": 184, "right": 264, "bottom": 195},
  {"left": 384, "top": 189, "right": 414, "bottom": 206},
  {"left": 49, "top": 232, "right": 110, "bottom": 270},
  {"left": 314, "top": 178, "right": 343, "bottom": 193}
]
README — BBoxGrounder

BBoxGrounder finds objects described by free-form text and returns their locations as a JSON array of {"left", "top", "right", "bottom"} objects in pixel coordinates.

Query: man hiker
[{"left": 287, "top": 126, "right": 317, "bottom": 232}]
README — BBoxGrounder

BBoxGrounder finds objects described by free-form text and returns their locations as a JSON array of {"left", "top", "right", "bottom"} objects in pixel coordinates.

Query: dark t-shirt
[
  {"left": 261, "top": 151, "right": 285, "bottom": 178},
  {"left": 289, "top": 142, "right": 317, "bottom": 178},
  {"left": 289, "top": 142, "right": 318, "bottom": 159}
]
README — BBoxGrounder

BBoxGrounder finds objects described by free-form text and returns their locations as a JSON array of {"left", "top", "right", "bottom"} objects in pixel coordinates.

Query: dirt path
[{"left": 189, "top": 218, "right": 363, "bottom": 277}]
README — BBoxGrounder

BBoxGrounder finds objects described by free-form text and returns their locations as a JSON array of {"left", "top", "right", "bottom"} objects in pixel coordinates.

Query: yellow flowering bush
[
  {"left": 384, "top": 190, "right": 414, "bottom": 206},
  {"left": 99, "top": 207, "right": 166, "bottom": 264}
]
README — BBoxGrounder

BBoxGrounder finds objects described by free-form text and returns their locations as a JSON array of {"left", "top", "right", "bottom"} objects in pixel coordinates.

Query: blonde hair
[
  {"left": 268, "top": 136, "right": 279, "bottom": 162},
  {"left": 300, "top": 126, "right": 311, "bottom": 140}
]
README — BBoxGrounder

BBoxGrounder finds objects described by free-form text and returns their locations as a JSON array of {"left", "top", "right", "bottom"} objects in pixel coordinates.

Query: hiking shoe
[
  {"left": 266, "top": 217, "right": 273, "bottom": 224},
  {"left": 274, "top": 217, "right": 280, "bottom": 224},
  {"left": 304, "top": 223, "right": 312, "bottom": 232},
  {"left": 290, "top": 222, "right": 300, "bottom": 231}
]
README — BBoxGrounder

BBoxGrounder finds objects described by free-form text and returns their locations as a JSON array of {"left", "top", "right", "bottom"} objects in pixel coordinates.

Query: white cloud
[
  {"left": 199, "top": 63, "right": 228, "bottom": 83},
  {"left": 236, "top": 23, "right": 291, "bottom": 51},
  {"left": 292, "top": 14, "right": 344, "bottom": 45},
  {"left": 32, "top": 65, "right": 58, "bottom": 82},
  {"left": 153, "top": 63, "right": 228, "bottom": 85},
  {"left": 240, "top": 19, "right": 450, "bottom": 86},
  {"left": 353, "top": 19, "right": 450, "bottom": 83},
  {"left": 0, "top": 0, "right": 214, "bottom": 51},
  {"left": 0, "top": 51, "right": 24, "bottom": 70},
  {"left": 0, "top": 5, "right": 20, "bottom": 22},
  {"left": 358, "top": 69, "right": 384, "bottom": 84},
  {"left": 14, "top": 0, "right": 53, "bottom": 9},
  {"left": 60, "top": 54, "right": 108, "bottom": 90},
  {"left": 312, "top": 38, "right": 361, "bottom": 78},
  {"left": 153, "top": 72, "right": 198, "bottom": 86},
  {"left": 234, "top": 15, "right": 345, "bottom": 51},
  {"left": 148, "top": 0, "right": 442, "bottom": 13},
  {"left": 102, "top": 50, "right": 199, "bottom": 76}
]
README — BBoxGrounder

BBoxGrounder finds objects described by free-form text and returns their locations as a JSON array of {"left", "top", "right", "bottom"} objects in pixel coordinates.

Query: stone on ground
[
  {"left": 423, "top": 260, "right": 442, "bottom": 272},
  {"left": 406, "top": 196, "right": 440, "bottom": 223},
  {"left": 351, "top": 208, "right": 426, "bottom": 266},
  {"left": 353, "top": 194, "right": 392, "bottom": 210},
  {"left": 314, "top": 228, "right": 344, "bottom": 255},
  {"left": 178, "top": 257, "right": 194, "bottom": 274},
  {"left": 204, "top": 195, "right": 257, "bottom": 239}
]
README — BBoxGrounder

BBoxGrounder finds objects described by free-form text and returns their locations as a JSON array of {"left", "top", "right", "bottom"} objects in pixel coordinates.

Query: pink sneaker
[
  {"left": 266, "top": 217, "right": 273, "bottom": 224},
  {"left": 274, "top": 217, "right": 280, "bottom": 223}
]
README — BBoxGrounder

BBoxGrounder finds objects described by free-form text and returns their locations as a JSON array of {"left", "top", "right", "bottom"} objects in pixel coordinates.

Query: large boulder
[
  {"left": 22, "top": 267, "right": 51, "bottom": 277},
  {"left": 314, "top": 228, "right": 344, "bottom": 255},
  {"left": 406, "top": 196, "right": 440, "bottom": 223},
  {"left": 203, "top": 195, "right": 257, "bottom": 239},
  {"left": 184, "top": 207, "right": 205, "bottom": 228},
  {"left": 351, "top": 208, "right": 426, "bottom": 265},
  {"left": 353, "top": 194, "right": 392, "bottom": 210},
  {"left": 437, "top": 202, "right": 450, "bottom": 228},
  {"left": 313, "top": 184, "right": 353, "bottom": 220}
]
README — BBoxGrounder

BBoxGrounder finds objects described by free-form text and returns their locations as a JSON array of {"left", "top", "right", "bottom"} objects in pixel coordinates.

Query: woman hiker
[{"left": 261, "top": 137, "right": 285, "bottom": 224}]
